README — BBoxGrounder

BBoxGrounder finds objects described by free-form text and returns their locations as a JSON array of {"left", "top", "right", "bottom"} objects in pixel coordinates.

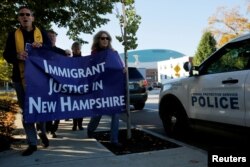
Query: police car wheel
[{"left": 161, "top": 101, "right": 188, "bottom": 137}]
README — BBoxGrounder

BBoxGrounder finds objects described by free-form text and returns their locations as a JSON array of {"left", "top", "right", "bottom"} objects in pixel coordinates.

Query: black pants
[
  {"left": 46, "top": 120, "right": 60, "bottom": 133},
  {"left": 73, "top": 118, "right": 83, "bottom": 128}
]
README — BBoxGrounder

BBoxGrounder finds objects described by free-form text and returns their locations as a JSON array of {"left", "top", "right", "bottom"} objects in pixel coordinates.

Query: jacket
[{"left": 3, "top": 26, "right": 51, "bottom": 82}]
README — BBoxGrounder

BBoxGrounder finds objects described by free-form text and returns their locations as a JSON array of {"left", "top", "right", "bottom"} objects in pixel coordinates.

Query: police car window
[{"left": 206, "top": 42, "right": 250, "bottom": 74}]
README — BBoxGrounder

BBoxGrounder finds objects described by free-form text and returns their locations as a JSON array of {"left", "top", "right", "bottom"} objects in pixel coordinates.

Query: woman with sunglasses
[{"left": 87, "top": 30, "right": 123, "bottom": 147}]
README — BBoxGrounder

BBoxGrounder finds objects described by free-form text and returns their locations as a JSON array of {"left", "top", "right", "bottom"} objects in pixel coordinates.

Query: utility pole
[{"left": 122, "top": 0, "right": 131, "bottom": 139}]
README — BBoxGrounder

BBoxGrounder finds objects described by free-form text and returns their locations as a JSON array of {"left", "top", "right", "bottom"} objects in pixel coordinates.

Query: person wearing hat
[
  {"left": 45, "top": 29, "right": 69, "bottom": 138},
  {"left": 47, "top": 29, "right": 68, "bottom": 56}
]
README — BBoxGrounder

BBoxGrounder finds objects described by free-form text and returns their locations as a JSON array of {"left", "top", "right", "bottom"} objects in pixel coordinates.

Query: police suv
[{"left": 159, "top": 33, "right": 250, "bottom": 137}]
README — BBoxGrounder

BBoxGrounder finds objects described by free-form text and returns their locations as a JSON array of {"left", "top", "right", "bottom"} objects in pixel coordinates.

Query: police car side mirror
[
  {"left": 183, "top": 62, "right": 192, "bottom": 71},
  {"left": 183, "top": 62, "right": 200, "bottom": 76}
]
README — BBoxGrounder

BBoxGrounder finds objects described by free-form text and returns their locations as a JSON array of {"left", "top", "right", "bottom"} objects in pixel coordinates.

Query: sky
[{"left": 53, "top": 0, "right": 248, "bottom": 56}]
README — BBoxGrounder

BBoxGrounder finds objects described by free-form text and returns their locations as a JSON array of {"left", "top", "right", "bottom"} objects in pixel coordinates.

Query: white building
[
  {"left": 119, "top": 49, "right": 190, "bottom": 84},
  {"left": 157, "top": 55, "right": 192, "bottom": 83}
]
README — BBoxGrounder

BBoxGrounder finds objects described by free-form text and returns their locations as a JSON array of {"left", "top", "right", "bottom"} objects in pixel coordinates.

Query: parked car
[
  {"left": 128, "top": 67, "right": 148, "bottom": 110},
  {"left": 153, "top": 82, "right": 162, "bottom": 88},
  {"left": 159, "top": 33, "right": 250, "bottom": 137}
]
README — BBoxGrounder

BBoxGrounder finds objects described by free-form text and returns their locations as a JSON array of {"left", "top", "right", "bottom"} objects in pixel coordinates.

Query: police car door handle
[{"left": 222, "top": 79, "right": 238, "bottom": 84}]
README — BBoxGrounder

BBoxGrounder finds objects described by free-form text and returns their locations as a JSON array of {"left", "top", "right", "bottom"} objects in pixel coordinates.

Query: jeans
[
  {"left": 87, "top": 114, "right": 119, "bottom": 143},
  {"left": 13, "top": 82, "right": 46, "bottom": 146}
]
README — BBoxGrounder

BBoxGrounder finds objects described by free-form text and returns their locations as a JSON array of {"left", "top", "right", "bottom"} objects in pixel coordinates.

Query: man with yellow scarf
[{"left": 3, "top": 6, "right": 52, "bottom": 156}]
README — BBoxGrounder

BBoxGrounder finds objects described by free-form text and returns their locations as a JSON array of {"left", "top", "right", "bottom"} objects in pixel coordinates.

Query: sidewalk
[{"left": 0, "top": 113, "right": 208, "bottom": 167}]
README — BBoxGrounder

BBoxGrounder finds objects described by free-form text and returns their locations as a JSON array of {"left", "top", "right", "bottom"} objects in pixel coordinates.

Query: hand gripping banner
[{"left": 24, "top": 48, "right": 126, "bottom": 123}]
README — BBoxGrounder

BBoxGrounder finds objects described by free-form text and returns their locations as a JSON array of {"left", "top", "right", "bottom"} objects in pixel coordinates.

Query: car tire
[
  {"left": 133, "top": 103, "right": 145, "bottom": 110},
  {"left": 161, "top": 100, "right": 189, "bottom": 137}
]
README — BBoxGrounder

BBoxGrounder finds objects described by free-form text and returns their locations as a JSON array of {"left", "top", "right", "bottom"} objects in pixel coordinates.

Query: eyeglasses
[
  {"left": 19, "top": 13, "right": 31, "bottom": 17},
  {"left": 100, "top": 37, "right": 110, "bottom": 41}
]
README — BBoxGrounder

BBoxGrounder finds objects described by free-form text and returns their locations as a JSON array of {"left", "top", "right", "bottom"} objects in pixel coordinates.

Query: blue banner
[{"left": 24, "top": 48, "right": 126, "bottom": 123}]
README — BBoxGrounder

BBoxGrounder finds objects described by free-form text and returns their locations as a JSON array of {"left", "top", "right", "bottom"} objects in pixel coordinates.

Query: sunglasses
[
  {"left": 19, "top": 13, "right": 31, "bottom": 17},
  {"left": 100, "top": 37, "right": 110, "bottom": 41}
]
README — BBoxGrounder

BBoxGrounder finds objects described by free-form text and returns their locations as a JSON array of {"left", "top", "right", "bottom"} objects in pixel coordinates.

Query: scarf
[{"left": 15, "top": 27, "right": 43, "bottom": 87}]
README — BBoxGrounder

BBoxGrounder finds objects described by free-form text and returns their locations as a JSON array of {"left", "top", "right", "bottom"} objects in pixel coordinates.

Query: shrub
[{"left": 0, "top": 93, "right": 19, "bottom": 151}]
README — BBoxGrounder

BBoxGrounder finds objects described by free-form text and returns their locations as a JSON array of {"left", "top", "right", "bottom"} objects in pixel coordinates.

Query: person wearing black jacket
[
  {"left": 71, "top": 42, "right": 84, "bottom": 131},
  {"left": 45, "top": 29, "right": 68, "bottom": 138},
  {"left": 47, "top": 29, "right": 67, "bottom": 55},
  {"left": 3, "top": 6, "right": 51, "bottom": 156}
]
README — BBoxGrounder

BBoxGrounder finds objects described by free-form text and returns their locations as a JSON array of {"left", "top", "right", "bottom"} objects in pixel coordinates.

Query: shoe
[
  {"left": 22, "top": 145, "right": 37, "bottom": 156},
  {"left": 51, "top": 132, "right": 57, "bottom": 138},
  {"left": 72, "top": 126, "right": 77, "bottom": 131},
  {"left": 87, "top": 130, "right": 94, "bottom": 138},
  {"left": 78, "top": 126, "right": 84, "bottom": 130},
  {"left": 38, "top": 133, "right": 49, "bottom": 148}
]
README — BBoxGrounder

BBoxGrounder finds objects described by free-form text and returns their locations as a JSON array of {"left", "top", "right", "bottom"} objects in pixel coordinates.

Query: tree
[
  {"left": 0, "top": 0, "right": 123, "bottom": 82},
  {"left": 115, "top": 0, "right": 141, "bottom": 51},
  {"left": 192, "top": 31, "right": 217, "bottom": 66},
  {"left": 115, "top": 0, "right": 141, "bottom": 139},
  {"left": 208, "top": 4, "right": 250, "bottom": 46},
  {"left": 0, "top": 0, "right": 120, "bottom": 48}
]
